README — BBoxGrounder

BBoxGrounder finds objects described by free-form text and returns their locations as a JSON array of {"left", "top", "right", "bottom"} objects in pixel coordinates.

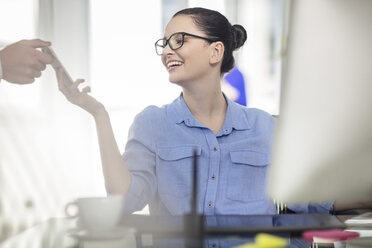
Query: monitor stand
[{"left": 183, "top": 149, "right": 204, "bottom": 248}]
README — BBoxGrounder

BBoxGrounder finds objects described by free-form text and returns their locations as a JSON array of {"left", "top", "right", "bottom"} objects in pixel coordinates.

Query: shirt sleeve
[
  {"left": 120, "top": 109, "right": 157, "bottom": 214},
  {"left": 287, "top": 202, "right": 334, "bottom": 214}
]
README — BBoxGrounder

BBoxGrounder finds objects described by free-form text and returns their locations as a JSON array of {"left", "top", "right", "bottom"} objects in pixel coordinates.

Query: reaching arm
[
  {"left": 93, "top": 108, "right": 131, "bottom": 194},
  {"left": 56, "top": 68, "right": 131, "bottom": 195}
]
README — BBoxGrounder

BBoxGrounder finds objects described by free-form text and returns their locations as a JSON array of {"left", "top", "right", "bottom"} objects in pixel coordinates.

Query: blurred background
[{"left": 0, "top": 0, "right": 289, "bottom": 241}]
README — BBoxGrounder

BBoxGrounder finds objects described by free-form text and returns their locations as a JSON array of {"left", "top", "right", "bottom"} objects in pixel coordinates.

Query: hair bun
[{"left": 232, "top": 24, "right": 247, "bottom": 50}]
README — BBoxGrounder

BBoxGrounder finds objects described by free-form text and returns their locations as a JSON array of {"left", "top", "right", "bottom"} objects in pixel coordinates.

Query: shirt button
[
  {"left": 213, "top": 147, "right": 217, "bottom": 151},
  {"left": 211, "top": 175, "right": 216, "bottom": 180},
  {"left": 208, "top": 202, "right": 212, "bottom": 207}
]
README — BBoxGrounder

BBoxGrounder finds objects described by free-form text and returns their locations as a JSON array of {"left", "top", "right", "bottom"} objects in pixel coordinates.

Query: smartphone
[{"left": 42, "top": 46, "right": 74, "bottom": 86}]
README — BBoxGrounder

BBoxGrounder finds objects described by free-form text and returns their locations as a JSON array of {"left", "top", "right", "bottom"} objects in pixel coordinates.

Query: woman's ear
[{"left": 210, "top": 41, "right": 224, "bottom": 65}]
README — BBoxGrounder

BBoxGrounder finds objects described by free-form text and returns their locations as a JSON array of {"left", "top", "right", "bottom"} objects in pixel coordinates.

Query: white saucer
[{"left": 66, "top": 227, "right": 131, "bottom": 241}]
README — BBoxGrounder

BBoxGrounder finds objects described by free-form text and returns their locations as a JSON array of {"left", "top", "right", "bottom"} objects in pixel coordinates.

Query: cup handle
[{"left": 65, "top": 202, "right": 78, "bottom": 218}]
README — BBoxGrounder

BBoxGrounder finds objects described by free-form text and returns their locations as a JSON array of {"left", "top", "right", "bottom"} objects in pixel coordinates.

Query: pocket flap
[
  {"left": 230, "top": 150, "right": 269, "bottom": 166},
  {"left": 157, "top": 145, "right": 201, "bottom": 161}
]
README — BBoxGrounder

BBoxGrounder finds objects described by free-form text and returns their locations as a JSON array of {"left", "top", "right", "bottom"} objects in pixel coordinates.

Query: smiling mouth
[{"left": 167, "top": 61, "right": 184, "bottom": 70}]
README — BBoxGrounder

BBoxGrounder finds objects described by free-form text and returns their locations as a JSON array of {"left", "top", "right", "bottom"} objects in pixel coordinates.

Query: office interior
[{"left": 0, "top": 0, "right": 371, "bottom": 246}]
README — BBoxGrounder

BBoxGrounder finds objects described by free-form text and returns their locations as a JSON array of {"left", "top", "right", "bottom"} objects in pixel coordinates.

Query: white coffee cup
[{"left": 65, "top": 195, "right": 123, "bottom": 233}]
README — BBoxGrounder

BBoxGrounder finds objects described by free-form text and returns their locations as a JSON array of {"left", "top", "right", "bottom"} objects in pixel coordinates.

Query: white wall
[{"left": 236, "top": 0, "right": 286, "bottom": 114}]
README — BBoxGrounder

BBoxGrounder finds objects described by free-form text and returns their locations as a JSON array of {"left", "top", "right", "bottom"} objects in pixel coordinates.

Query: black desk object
[{"left": 120, "top": 213, "right": 346, "bottom": 237}]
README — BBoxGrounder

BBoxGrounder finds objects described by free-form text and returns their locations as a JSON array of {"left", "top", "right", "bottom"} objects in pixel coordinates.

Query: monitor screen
[{"left": 268, "top": 0, "right": 372, "bottom": 203}]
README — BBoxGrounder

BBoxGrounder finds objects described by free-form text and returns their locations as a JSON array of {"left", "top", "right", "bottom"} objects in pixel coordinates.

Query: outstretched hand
[
  {"left": 56, "top": 68, "right": 105, "bottom": 116},
  {"left": 0, "top": 39, "right": 53, "bottom": 84}
]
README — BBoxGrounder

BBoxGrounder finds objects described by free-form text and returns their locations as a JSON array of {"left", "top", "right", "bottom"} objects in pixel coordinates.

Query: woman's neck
[
  {"left": 182, "top": 79, "right": 227, "bottom": 135},
  {"left": 183, "top": 88, "right": 225, "bottom": 116}
]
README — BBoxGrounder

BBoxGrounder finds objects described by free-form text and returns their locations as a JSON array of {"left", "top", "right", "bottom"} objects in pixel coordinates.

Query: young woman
[{"left": 57, "top": 7, "right": 337, "bottom": 215}]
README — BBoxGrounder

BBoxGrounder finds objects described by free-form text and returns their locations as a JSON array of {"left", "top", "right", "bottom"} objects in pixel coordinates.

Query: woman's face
[{"left": 161, "top": 15, "right": 213, "bottom": 86}]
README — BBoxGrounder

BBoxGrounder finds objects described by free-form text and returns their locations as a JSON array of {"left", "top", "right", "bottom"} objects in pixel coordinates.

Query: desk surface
[
  {"left": 0, "top": 214, "right": 346, "bottom": 248},
  {"left": 121, "top": 214, "right": 345, "bottom": 237}
]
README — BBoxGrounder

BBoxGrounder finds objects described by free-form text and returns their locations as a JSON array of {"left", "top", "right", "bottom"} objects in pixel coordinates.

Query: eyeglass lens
[{"left": 156, "top": 33, "right": 184, "bottom": 55}]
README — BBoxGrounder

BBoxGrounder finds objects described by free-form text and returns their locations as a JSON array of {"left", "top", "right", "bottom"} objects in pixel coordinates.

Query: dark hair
[{"left": 173, "top": 7, "right": 247, "bottom": 74}]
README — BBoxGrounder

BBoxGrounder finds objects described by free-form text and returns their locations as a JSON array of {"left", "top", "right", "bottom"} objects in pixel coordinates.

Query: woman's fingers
[
  {"left": 82, "top": 86, "right": 91, "bottom": 94},
  {"left": 54, "top": 68, "right": 101, "bottom": 114},
  {"left": 56, "top": 68, "right": 87, "bottom": 95},
  {"left": 70, "top": 78, "right": 85, "bottom": 91}
]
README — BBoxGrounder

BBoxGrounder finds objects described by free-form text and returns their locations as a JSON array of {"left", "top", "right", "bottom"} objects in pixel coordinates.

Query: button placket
[{"left": 203, "top": 129, "right": 220, "bottom": 214}]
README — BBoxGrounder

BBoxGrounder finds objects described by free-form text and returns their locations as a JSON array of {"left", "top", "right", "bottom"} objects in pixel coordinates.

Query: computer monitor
[{"left": 268, "top": 0, "right": 372, "bottom": 203}]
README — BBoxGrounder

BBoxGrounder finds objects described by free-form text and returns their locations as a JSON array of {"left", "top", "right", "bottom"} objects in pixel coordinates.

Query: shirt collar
[
  {"left": 168, "top": 93, "right": 204, "bottom": 128},
  {"left": 218, "top": 94, "right": 251, "bottom": 136},
  {"left": 168, "top": 93, "right": 252, "bottom": 132}
]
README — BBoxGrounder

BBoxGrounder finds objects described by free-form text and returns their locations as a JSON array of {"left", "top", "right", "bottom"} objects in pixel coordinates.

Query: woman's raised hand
[{"left": 56, "top": 68, "right": 105, "bottom": 116}]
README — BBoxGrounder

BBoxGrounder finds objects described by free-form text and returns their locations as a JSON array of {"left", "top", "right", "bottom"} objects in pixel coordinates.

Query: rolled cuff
[{"left": 121, "top": 177, "right": 146, "bottom": 214}]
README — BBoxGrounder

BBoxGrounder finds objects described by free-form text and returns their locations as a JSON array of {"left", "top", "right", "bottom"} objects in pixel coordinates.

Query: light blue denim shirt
[{"left": 120, "top": 94, "right": 333, "bottom": 215}]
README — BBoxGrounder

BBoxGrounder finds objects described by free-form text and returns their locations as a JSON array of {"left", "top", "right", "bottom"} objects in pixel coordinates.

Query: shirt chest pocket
[
  {"left": 226, "top": 150, "right": 269, "bottom": 202},
  {"left": 156, "top": 145, "right": 201, "bottom": 198}
]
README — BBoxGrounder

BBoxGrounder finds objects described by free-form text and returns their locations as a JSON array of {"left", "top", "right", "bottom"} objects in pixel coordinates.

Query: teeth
[{"left": 167, "top": 61, "right": 183, "bottom": 68}]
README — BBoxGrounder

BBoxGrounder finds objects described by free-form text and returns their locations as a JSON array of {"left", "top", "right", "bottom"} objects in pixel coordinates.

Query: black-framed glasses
[{"left": 155, "top": 32, "right": 218, "bottom": 55}]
